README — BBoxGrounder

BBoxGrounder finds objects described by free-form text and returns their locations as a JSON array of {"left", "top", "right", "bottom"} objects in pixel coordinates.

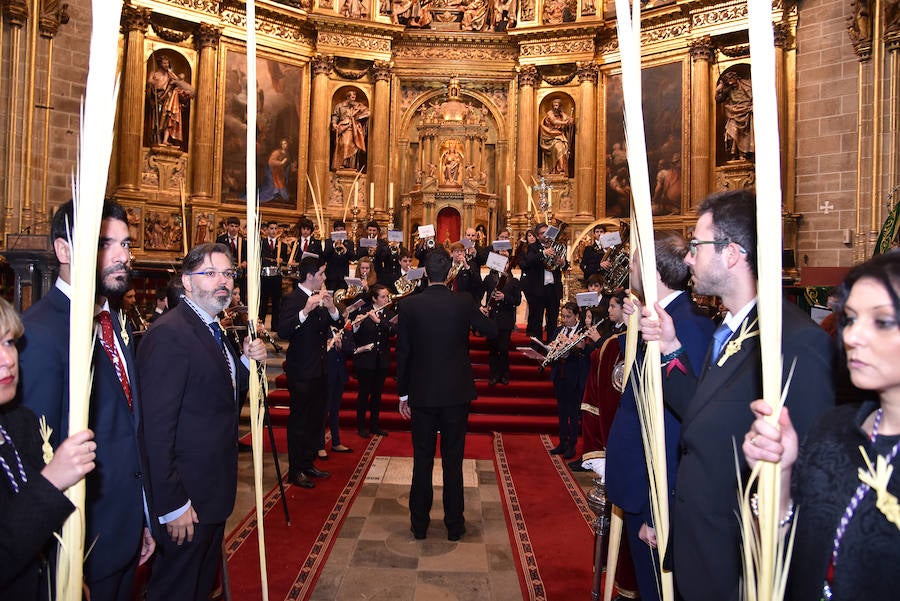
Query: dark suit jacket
[
  {"left": 521, "top": 241, "right": 566, "bottom": 297},
  {"left": 483, "top": 271, "right": 522, "bottom": 330},
  {"left": 278, "top": 285, "right": 344, "bottom": 380},
  {"left": 215, "top": 233, "right": 248, "bottom": 267},
  {"left": 352, "top": 308, "right": 396, "bottom": 371},
  {"left": 662, "top": 299, "right": 835, "bottom": 601},
  {"left": 137, "top": 302, "right": 249, "bottom": 525},
  {"left": 292, "top": 237, "right": 324, "bottom": 261},
  {"left": 261, "top": 238, "right": 289, "bottom": 272},
  {"left": 397, "top": 285, "right": 497, "bottom": 407},
  {"left": 580, "top": 242, "right": 605, "bottom": 280},
  {"left": 323, "top": 238, "right": 357, "bottom": 290},
  {"left": 19, "top": 286, "right": 146, "bottom": 582},
  {"left": 605, "top": 292, "right": 714, "bottom": 524}
]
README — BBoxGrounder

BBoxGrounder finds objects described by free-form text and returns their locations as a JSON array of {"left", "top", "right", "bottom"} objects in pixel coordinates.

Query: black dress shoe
[
  {"left": 499, "top": 376, "right": 510, "bottom": 385},
  {"left": 568, "top": 459, "right": 590, "bottom": 472},
  {"left": 331, "top": 444, "right": 353, "bottom": 453},
  {"left": 447, "top": 527, "right": 466, "bottom": 542},
  {"left": 562, "top": 446, "right": 577, "bottom": 460},
  {"left": 238, "top": 442, "right": 252, "bottom": 453},
  {"left": 488, "top": 377, "right": 497, "bottom": 385},
  {"left": 370, "top": 428, "right": 389, "bottom": 436},
  {"left": 549, "top": 444, "right": 566, "bottom": 455},
  {"left": 358, "top": 429, "right": 371, "bottom": 438},
  {"left": 303, "top": 467, "right": 331, "bottom": 479},
  {"left": 291, "top": 473, "right": 315, "bottom": 489},
  {"left": 410, "top": 527, "right": 426, "bottom": 540}
]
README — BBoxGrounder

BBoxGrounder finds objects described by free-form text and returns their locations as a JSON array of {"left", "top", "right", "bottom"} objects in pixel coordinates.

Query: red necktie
[
  {"left": 270, "top": 239, "right": 275, "bottom": 252},
  {"left": 230, "top": 237, "right": 237, "bottom": 254},
  {"left": 303, "top": 238, "right": 308, "bottom": 253},
  {"left": 97, "top": 310, "right": 133, "bottom": 411}
]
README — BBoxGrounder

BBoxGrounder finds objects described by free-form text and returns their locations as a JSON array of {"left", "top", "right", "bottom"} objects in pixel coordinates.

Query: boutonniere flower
[{"left": 716, "top": 317, "right": 759, "bottom": 367}]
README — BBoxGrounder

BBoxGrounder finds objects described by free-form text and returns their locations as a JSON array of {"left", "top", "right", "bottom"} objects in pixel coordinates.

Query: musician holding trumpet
[
  {"left": 351, "top": 284, "right": 397, "bottom": 438},
  {"left": 260, "top": 220, "right": 288, "bottom": 330},
  {"left": 324, "top": 220, "right": 356, "bottom": 292},
  {"left": 522, "top": 223, "right": 568, "bottom": 343}
]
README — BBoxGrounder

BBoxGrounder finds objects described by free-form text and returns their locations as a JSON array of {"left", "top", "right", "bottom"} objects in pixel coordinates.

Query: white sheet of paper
[
  {"left": 407, "top": 267, "right": 425, "bottom": 280},
  {"left": 492, "top": 239, "right": 513, "bottom": 251},
  {"left": 330, "top": 231, "right": 348, "bottom": 241},
  {"left": 358, "top": 238, "right": 377, "bottom": 248},
  {"left": 344, "top": 277, "right": 364, "bottom": 287},
  {"left": 387, "top": 229, "right": 404, "bottom": 243},
  {"left": 544, "top": 225, "right": 560, "bottom": 241},
  {"left": 485, "top": 252, "right": 509, "bottom": 272},
  {"left": 576, "top": 291, "right": 601, "bottom": 307},
  {"left": 418, "top": 224, "right": 435, "bottom": 238},
  {"left": 301, "top": 251, "right": 320, "bottom": 260},
  {"left": 460, "top": 238, "right": 475, "bottom": 249},
  {"left": 599, "top": 231, "right": 623, "bottom": 249}
]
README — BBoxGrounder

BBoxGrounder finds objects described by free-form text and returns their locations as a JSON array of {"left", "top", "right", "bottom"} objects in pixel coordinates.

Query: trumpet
[
  {"left": 334, "top": 284, "right": 365, "bottom": 305},
  {"left": 334, "top": 238, "right": 347, "bottom": 255},
  {"left": 414, "top": 233, "right": 436, "bottom": 250},
  {"left": 389, "top": 241, "right": 401, "bottom": 258},
  {"left": 446, "top": 261, "right": 466, "bottom": 285}
]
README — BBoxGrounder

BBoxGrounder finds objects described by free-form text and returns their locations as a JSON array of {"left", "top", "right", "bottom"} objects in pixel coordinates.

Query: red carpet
[{"left": 494, "top": 433, "right": 598, "bottom": 601}]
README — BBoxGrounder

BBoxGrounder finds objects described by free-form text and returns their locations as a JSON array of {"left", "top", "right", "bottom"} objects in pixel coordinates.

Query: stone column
[
  {"left": 308, "top": 54, "right": 334, "bottom": 216},
  {"left": 116, "top": 5, "right": 152, "bottom": 194},
  {"left": 515, "top": 65, "right": 538, "bottom": 216},
  {"left": 370, "top": 60, "right": 393, "bottom": 215},
  {"left": 575, "top": 61, "right": 598, "bottom": 217},
  {"left": 689, "top": 36, "right": 714, "bottom": 208},
  {"left": 190, "top": 23, "right": 221, "bottom": 202}
]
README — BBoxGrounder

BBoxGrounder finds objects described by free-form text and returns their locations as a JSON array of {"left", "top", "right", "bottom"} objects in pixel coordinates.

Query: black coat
[
  {"left": 215, "top": 233, "right": 248, "bottom": 267},
  {"left": 278, "top": 285, "right": 344, "bottom": 380},
  {"left": 323, "top": 238, "right": 357, "bottom": 291},
  {"left": 352, "top": 307, "right": 396, "bottom": 371},
  {"left": 580, "top": 241, "right": 605, "bottom": 280},
  {"left": 396, "top": 285, "right": 497, "bottom": 407},
  {"left": 261, "top": 238, "right": 289, "bottom": 272},
  {"left": 483, "top": 271, "right": 522, "bottom": 330},
  {"left": 521, "top": 241, "right": 566, "bottom": 297}
]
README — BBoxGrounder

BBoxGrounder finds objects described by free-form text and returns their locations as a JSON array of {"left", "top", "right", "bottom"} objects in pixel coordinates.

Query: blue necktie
[
  {"left": 208, "top": 321, "right": 235, "bottom": 393},
  {"left": 710, "top": 323, "right": 733, "bottom": 365}
]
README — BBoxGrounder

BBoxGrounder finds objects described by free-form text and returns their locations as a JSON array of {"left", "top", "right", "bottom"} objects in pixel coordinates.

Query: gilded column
[
  {"left": 515, "top": 65, "right": 538, "bottom": 216},
  {"left": 3, "top": 0, "right": 28, "bottom": 236},
  {"left": 308, "top": 54, "right": 334, "bottom": 216},
  {"left": 887, "top": 30, "right": 900, "bottom": 193},
  {"left": 689, "top": 36, "right": 714, "bottom": 208},
  {"left": 575, "top": 61, "right": 598, "bottom": 217},
  {"left": 370, "top": 60, "right": 392, "bottom": 215},
  {"left": 38, "top": 0, "right": 70, "bottom": 223},
  {"left": 116, "top": 5, "right": 152, "bottom": 194},
  {"left": 774, "top": 23, "right": 796, "bottom": 213},
  {"left": 189, "top": 24, "right": 221, "bottom": 202}
]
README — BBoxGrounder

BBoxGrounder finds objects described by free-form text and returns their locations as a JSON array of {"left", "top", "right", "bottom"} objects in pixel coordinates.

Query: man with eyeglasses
[
  {"left": 138, "top": 242, "right": 267, "bottom": 600},
  {"left": 634, "top": 189, "right": 835, "bottom": 601},
  {"left": 20, "top": 199, "right": 155, "bottom": 601}
]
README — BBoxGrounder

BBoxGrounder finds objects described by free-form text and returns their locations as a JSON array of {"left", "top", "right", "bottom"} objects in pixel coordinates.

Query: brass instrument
[
  {"left": 389, "top": 241, "right": 401, "bottom": 258},
  {"left": 541, "top": 220, "right": 569, "bottom": 270},
  {"left": 599, "top": 222, "right": 630, "bottom": 294},
  {"left": 539, "top": 324, "right": 596, "bottom": 371},
  {"left": 414, "top": 233, "right": 436, "bottom": 250},
  {"left": 446, "top": 261, "right": 466, "bottom": 285},
  {"left": 393, "top": 273, "right": 418, "bottom": 297},
  {"left": 334, "top": 284, "right": 365, "bottom": 305},
  {"left": 334, "top": 238, "right": 347, "bottom": 255}
]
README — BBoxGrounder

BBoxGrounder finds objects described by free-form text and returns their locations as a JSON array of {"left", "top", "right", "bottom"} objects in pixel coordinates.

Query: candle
[
  {"left": 354, "top": 181, "right": 359, "bottom": 208},
  {"left": 506, "top": 185, "right": 511, "bottom": 212},
  {"left": 388, "top": 182, "right": 394, "bottom": 210},
  {"left": 369, "top": 182, "right": 375, "bottom": 210},
  {"left": 548, "top": 189, "right": 553, "bottom": 210}
]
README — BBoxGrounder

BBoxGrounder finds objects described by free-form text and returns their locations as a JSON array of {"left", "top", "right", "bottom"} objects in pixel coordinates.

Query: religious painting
[
  {"left": 144, "top": 210, "right": 184, "bottom": 252},
  {"left": 193, "top": 211, "right": 215, "bottom": 246},
  {"left": 605, "top": 60, "right": 683, "bottom": 218},
  {"left": 329, "top": 86, "right": 370, "bottom": 173},
  {"left": 715, "top": 63, "right": 754, "bottom": 164},
  {"left": 144, "top": 49, "right": 194, "bottom": 152},
  {"left": 220, "top": 49, "right": 303, "bottom": 209}
]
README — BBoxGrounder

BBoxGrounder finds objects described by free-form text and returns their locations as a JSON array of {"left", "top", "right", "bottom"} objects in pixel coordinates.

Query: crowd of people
[{"left": 3, "top": 188, "right": 899, "bottom": 601}]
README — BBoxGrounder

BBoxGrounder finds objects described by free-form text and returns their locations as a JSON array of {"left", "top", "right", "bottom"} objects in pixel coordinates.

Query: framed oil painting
[
  {"left": 605, "top": 60, "right": 684, "bottom": 218},
  {"left": 220, "top": 49, "right": 304, "bottom": 209}
]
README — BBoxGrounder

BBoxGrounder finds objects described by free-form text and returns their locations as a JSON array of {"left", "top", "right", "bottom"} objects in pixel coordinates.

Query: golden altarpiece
[{"left": 1, "top": 0, "right": 803, "bottom": 290}]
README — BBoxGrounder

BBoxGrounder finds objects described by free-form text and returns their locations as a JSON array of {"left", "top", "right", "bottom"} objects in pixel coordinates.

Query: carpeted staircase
[{"left": 266, "top": 329, "right": 559, "bottom": 433}]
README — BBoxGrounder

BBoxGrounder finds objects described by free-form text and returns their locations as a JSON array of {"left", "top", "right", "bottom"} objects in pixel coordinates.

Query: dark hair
[
  {"left": 265, "top": 220, "right": 279, "bottom": 228},
  {"left": 166, "top": 276, "right": 184, "bottom": 309},
  {"left": 333, "top": 219, "right": 346, "bottom": 229},
  {"left": 297, "top": 217, "right": 314, "bottom": 232},
  {"left": 696, "top": 189, "right": 757, "bottom": 277},
  {"left": 534, "top": 223, "right": 549, "bottom": 237},
  {"left": 51, "top": 199, "right": 128, "bottom": 242},
  {"left": 836, "top": 250, "right": 900, "bottom": 351},
  {"left": 183, "top": 242, "right": 232, "bottom": 273},
  {"left": 155, "top": 287, "right": 167, "bottom": 301},
  {"left": 561, "top": 301, "right": 579, "bottom": 316},
  {"left": 225, "top": 216, "right": 240, "bottom": 226},
  {"left": 369, "top": 283, "right": 390, "bottom": 301},
  {"left": 593, "top": 224, "right": 607, "bottom": 233},
  {"left": 610, "top": 290, "right": 627, "bottom": 307},
  {"left": 297, "top": 256, "right": 323, "bottom": 283},
  {"left": 425, "top": 248, "right": 451, "bottom": 283},
  {"left": 399, "top": 248, "right": 413, "bottom": 260},
  {"left": 366, "top": 220, "right": 380, "bottom": 231},
  {"left": 586, "top": 273, "right": 603, "bottom": 288},
  {"left": 655, "top": 231, "right": 691, "bottom": 290}
]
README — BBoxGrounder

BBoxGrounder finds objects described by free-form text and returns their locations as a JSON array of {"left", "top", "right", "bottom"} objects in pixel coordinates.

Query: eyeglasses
[
  {"left": 688, "top": 239, "right": 730, "bottom": 256},
  {"left": 186, "top": 269, "right": 237, "bottom": 280}
]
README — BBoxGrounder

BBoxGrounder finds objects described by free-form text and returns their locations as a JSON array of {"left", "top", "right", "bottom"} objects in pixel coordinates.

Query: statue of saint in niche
[
  {"left": 538, "top": 97, "right": 574, "bottom": 176},
  {"left": 715, "top": 69, "right": 754, "bottom": 161},
  {"left": 331, "top": 90, "right": 370, "bottom": 171},
  {"left": 440, "top": 140, "right": 464, "bottom": 187},
  {"left": 146, "top": 53, "right": 195, "bottom": 148},
  {"left": 340, "top": 0, "right": 369, "bottom": 18}
]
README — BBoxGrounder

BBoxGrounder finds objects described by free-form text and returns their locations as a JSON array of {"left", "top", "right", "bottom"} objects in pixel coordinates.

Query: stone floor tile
[
  {"left": 416, "top": 571, "right": 493, "bottom": 601},
  {"left": 333, "top": 566, "right": 418, "bottom": 601},
  {"left": 417, "top": 542, "right": 489, "bottom": 572},
  {"left": 350, "top": 539, "right": 420, "bottom": 570}
]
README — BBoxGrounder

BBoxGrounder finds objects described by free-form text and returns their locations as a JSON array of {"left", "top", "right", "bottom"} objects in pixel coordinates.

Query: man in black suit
[
  {"left": 522, "top": 223, "right": 568, "bottom": 342},
  {"left": 216, "top": 216, "right": 247, "bottom": 302},
  {"left": 579, "top": 223, "right": 610, "bottom": 285},
  {"left": 290, "top": 217, "right": 324, "bottom": 263},
  {"left": 483, "top": 238, "right": 521, "bottom": 385},
  {"left": 19, "top": 200, "right": 154, "bottom": 601},
  {"left": 278, "top": 257, "right": 344, "bottom": 489},
  {"left": 637, "top": 190, "right": 835, "bottom": 601},
  {"left": 397, "top": 249, "right": 497, "bottom": 541},
  {"left": 260, "top": 220, "right": 288, "bottom": 330},
  {"left": 323, "top": 219, "right": 357, "bottom": 291},
  {"left": 138, "top": 243, "right": 267, "bottom": 601}
]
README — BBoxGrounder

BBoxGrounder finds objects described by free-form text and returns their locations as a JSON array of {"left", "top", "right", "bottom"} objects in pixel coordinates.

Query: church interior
[{"left": 1, "top": 0, "right": 898, "bottom": 599}]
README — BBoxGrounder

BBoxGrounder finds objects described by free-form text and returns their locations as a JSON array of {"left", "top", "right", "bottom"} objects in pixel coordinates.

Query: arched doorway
[{"left": 436, "top": 206, "right": 461, "bottom": 246}]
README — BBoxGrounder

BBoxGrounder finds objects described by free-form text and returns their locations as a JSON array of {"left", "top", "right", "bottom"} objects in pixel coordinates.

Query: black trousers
[
  {"left": 487, "top": 327, "right": 512, "bottom": 379},
  {"left": 553, "top": 372, "right": 581, "bottom": 447},
  {"left": 356, "top": 367, "right": 387, "bottom": 431},
  {"left": 409, "top": 403, "right": 469, "bottom": 535},
  {"left": 259, "top": 275, "right": 282, "bottom": 330},
  {"left": 286, "top": 376, "right": 327, "bottom": 476},
  {"left": 147, "top": 521, "right": 225, "bottom": 601},
  {"left": 525, "top": 285, "right": 560, "bottom": 342},
  {"left": 87, "top": 557, "right": 138, "bottom": 601}
]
